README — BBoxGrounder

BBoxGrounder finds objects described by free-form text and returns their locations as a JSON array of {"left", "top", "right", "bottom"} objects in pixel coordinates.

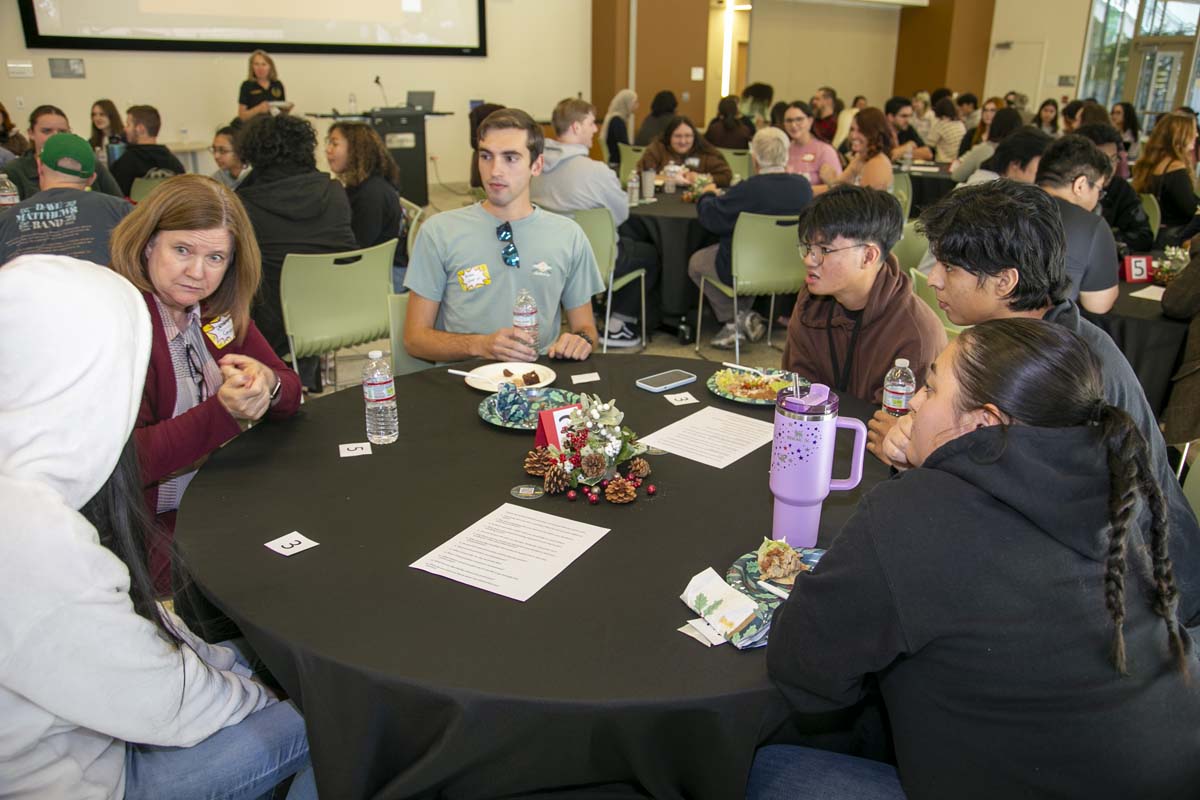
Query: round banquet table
[
  {"left": 900, "top": 164, "right": 955, "bottom": 219},
  {"left": 626, "top": 194, "right": 716, "bottom": 337},
  {"left": 175, "top": 354, "right": 890, "bottom": 800}
]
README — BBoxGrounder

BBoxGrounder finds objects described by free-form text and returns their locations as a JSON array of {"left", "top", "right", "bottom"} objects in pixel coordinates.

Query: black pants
[{"left": 611, "top": 237, "right": 661, "bottom": 320}]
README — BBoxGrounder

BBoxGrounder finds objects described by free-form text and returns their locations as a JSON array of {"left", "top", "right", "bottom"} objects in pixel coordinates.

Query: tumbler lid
[{"left": 778, "top": 382, "right": 839, "bottom": 416}]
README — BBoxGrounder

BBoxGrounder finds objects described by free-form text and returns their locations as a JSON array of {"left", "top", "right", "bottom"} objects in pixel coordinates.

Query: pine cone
[
  {"left": 524, "top": 448, "right": 553, "bottom": 477},
  {"left": 580, "top": 453, "right": 606, "bottom": 479},
  {"left": 605, "top": 476, "right": 636, "bottom": 504},
  {"left": 544, "top": 464, "right": 570, "bottom": 495},
  {"left": 626, "top": 457, "right": 651, "bottom": 479}
]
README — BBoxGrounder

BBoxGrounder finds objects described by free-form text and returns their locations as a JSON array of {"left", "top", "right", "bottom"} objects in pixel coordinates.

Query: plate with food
[
  {"left": 707, "top": 367, "right": 808, "bottom": 405},
  {"left": 478, "top": 386, "right": 581, "bottom": 431},
  {"left": 464, "top": 362, "right": 556, "bottom": 392},
  {"left": 725, "top": 538, "right": 825, "bottom": 606}
]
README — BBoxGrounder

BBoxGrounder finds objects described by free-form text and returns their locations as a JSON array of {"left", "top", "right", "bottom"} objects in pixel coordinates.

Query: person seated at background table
[
  {"left": 870, "top": 180, "right": 1200, "bottom": 623},
  {"left": 851, "top": 95, "right": 868, "bottom": 111},
  {"left": 1060, "top": 99, "right": 1084, "bottom": 134},
  {"left": 1078, "top": 101, "right": 1112, "bottom": 128},
  {"left": 0, "top": 254, "right": 316, "bottom": 800},
  {"left": 110, "top": 105, "right": 186, "bottom": 197},
  {"left": 1036, "top": 135, "right": 1119, "bottom": 313},
  {"left": 1160, "top": 245, "right": 1200, "bottom": 454},
  {"left": 704, "top": 96, "right": 755, "bottom": 150},
  {"left": 237, "top": 48, "right": 288, "bottom": 125},
  {"left": 959, "top": 125, "right": 1052, "bottom": 186},
  {"left": 769, "top": 101, "right": 789, "bottom": 130},
  {"left": 0, "top": 132, "right": 130, "bottom": 266},
  {"left": 88, "top": 98, "right": 124, "bottom": 166},
  {"left": 0, "top": 101, "right": 29, "bottom": 167},
  {"left": 1, "top": 104, "right": 123, "bottom": 199},
  {"left": 1076, "top": 123, "right": 1154, "bottom": 255},
  {"left": 235, "top": 113, "right": 357, "bottom": 391},
  {"left": 783, "top": 101, "right": 841, "bottom": 188},
  {"left": 910, "top": 91, "right": 935, "bottom": 141},
  {"left": 634, "top": 90, "right": 677, "bottom": 147},
  {"left": 1132, "top": 111, "right": 1199, "bottom": 247},
  {"left": 209, "top": 125, "right": 248, "bottom": 190},
  {"left": 884, "top": 96, "right": 933, "bottom": 162},
  {"left": 817, "top": 108, "right": 893, "bottom": 193},
  {"left": 783, "top": 186, "right": 945, "bottom": 404},
  {"left": 740, "top": 82, "right": 775, "bottom": 130},
  {"left": 532, "top": 98, "right": 658, "bottom": 348},
  {"left": 956, "top": 94, "right": 997, "bottom": 158},
  {"left": 325, "top": 121, "right": 406, "bottom": 289},
  {"left": 600, "top": 89, "right": 637, "bottom": 169},
  {"left": 955, "top": 91, "right": 980, "bottom": 133},
  {"left": 1036, "top": 98, "right": 1060, "bottom": 136},
  {"left": 405, "top": 108, "right": 603, "bottom": 363},
  {"left": 636, "top": 116, "right": 733, "bottom": 187},
  {"left": 810, "top": 86, "right": 840, "bottom": 144},
  {"left": 925, "top": 97, "right": 965, "bottom": 163},
  {"left": 688, "top": 128, "right": 813, "bottom": 350},
  {"left": 754, "top": 318, "right": 1200, "bottom": 800},
  {"left": 108, "top": 174, "right": 301, "bottom": 593},
  {"left": 1111, "top": 101, "right": 1141, "bottom": 161},
  {"left": 950, "top": 106, "right": 1022, "bottom": 182}
]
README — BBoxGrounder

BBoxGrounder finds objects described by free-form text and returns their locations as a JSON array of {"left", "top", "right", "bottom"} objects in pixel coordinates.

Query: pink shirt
[{"left": 788, "top": 138, "right": 842, "bottom": 186}]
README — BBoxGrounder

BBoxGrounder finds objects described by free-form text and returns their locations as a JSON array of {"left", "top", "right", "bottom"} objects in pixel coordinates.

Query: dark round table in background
[
  {"left": 626, "top": 194, "right": 717, "bottom": 338},
  {"left": 175, "top": 354, "right": 889, "bottom": 800},
  {"left": 901, "top": 164, "right": 955, "bottom": 219}
]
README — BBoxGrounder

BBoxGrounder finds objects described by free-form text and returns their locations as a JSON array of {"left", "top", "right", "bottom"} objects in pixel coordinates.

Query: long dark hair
[
  {"left": 717, "top": 96, "right": 740, "bottom": 131},
  {"left": 80, "top": 438, "right": 185, "bottom": 648},
  {"left": 328, "top": 121, "right": 401, "bottom": 189},
  {"left": 953, "top": 319, "right": 1189, "bottom": 675},
  {"left": 1113, "top": 101, "right": 1140, "bottom": 139},
  {"left": 660, "top": 116, "right": 717, "bottom": 157},
  {"left": 89, "top": 99, "right": 124, "bottom": 149}
]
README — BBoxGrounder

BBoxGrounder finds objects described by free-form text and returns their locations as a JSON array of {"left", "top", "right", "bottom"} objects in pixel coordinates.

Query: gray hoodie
[{"left": 531, "top": 140, "right": 628, "bottom": 229}]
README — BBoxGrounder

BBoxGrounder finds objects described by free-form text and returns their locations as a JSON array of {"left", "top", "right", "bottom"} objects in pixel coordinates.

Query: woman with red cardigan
[{"left": 110, "top": 175, "right": 301, "bottom": 599}]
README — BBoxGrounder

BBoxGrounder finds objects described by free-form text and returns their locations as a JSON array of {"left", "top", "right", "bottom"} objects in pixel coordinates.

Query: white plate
[{"left": 464, "top": 362, "right": 556, "bottom": 392}]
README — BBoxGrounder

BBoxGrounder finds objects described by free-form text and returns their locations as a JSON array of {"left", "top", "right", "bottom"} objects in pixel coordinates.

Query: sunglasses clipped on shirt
[
  {"left": 184, "top": 341, "right": 210, "bottom": 402},
  {"left": 496, "top": 221, "right": 520, "bottom": 268}
]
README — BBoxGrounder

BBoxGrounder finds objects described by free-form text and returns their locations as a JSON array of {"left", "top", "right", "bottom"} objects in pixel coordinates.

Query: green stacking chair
[
  {"left": 892, "top": 172, "right": 913, "bottom": 219},
  {"left": 399, "top": 196, "right": 424, "bottom": 259},
  {"left": 281, "top": 239, "right": 397, "bottom": 394},
  {"left": 718, "top": 148, "right": 753, "bottom": 181},
  {"left": 892, "top": 220, "right": 928, "bottom": 274},
  {"left": 563, "top": 207, "right": 646, "bottom": 352},
  {"left": 1140, "top": 193, "right": 1161, "bottom": 239},
  {"left": 910, "top": 267, "right": 966, "bottom": 340},
  {"left": 617, "top": 143, "right": 645, "bottom": 186},
  {"left": 388, "top": 293, "right": 435, "bottom": 377},
  {"left": 696, "top": 212, "right": 806, "bottom": 364},
  {"left": 130, "top": 176, "right": 169, "bottom": 204},
  {"left": 1184, "top": 457, "right": 1200, "bottom": 515}
]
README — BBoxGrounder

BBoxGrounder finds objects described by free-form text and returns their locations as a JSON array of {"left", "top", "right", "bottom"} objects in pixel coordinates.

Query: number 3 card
[{"left": 264, "top": 532, "right": 320, "bottom": 556}]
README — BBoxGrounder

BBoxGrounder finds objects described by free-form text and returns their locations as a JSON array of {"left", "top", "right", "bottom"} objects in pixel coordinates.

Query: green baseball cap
[{"left": 39, "top": 132, "right": 95, "bottom": 178}]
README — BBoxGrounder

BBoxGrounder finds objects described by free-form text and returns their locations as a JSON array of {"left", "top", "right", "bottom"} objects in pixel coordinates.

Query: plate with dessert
[
  {"left": 725, "top": 538, "right": 826, "bottom": 606},
  {"left": 464, "top": 362, "right": 557, "bottom": 392}
]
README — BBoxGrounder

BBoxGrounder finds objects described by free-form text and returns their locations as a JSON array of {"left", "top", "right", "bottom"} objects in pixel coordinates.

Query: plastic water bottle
[
  {"left": 348, "top": 93, "right": 358, "bottom": 115},
  {"left": 0, "top": 175, "right": 18, "bottom": 209},
  {"left": 900, "top": 146, "right": 913, "bottom": 173},
  {"left": 627, "top": 171, "right": 639, "bottom": 206},
  {"left": 362, "top": 350, "right": 398, "bottom": 444},
  {"left": 882, "top": 358, "right": 917, "bottom": 417},
  {"left": 513, "top": 288, "right": 539, "bottom": 351}
]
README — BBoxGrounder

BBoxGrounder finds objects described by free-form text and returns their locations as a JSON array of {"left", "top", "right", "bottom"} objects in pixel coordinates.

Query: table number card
[
  {"left": 264, "top": 532, "right": 320, "bottom": 556},
  {"left": 339, "top": 442, "right": 373, "bottom": 458},
  {"left": 571, "top": 372, "right": 601, "bottom": 385},
  {"left": 664, "top": 391, "right": 699, "bottom": 406},
  {"left": 1123, "top": 255, "right": 1154, "bottom": 283},
  {"left": 534, "top": 403, "right": 581, "bottom": 448}
]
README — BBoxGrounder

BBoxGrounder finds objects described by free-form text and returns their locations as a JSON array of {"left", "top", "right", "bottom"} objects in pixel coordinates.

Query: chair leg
[
  {"left": 732, "top": 285, "right": 740, "bottom": 365},
  {"left": 1177, "top": 441, "right": 1191, "bottom": 481},
  {"left": 695, "top": 277, "right": 706, "bottom": 354},
  {"left": 602, "top": 269, "right": 615, "bottom": 355},
  {"left": 289, "top": 335, "right": 305, "bottom": 406},
  {"left": 639, "top": 274, "right": 648, "bottom": 350},
  {"left": 767, "top": 296, "right": 776, "bottom": 348}
]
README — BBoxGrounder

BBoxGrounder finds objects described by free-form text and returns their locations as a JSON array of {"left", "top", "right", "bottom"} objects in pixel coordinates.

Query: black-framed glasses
[
  {"left": 208, "top": 146, "right": 234, "bottom": 155},
  {"left": 496, "top": 221, "right": 520, "bottom": 268},
  {"left": 184, "top": 341, "right": 209, "bottom": 402},
  {"left": 798, "top": 242, "right": 867, "bottom": 266}
]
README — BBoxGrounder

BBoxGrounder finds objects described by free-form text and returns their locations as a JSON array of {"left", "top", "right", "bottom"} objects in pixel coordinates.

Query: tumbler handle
[{"left": 829, "top": 416, "right": 867, "bottom": 492}]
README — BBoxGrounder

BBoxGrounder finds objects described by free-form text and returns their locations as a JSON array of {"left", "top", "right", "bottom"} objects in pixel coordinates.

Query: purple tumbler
[{"left": 769, "top": 383, "right": 867, "bottom": 548}]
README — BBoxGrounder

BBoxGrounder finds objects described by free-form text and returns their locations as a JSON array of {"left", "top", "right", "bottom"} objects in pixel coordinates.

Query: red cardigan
[{"left": 135, "top": 291, "right": 301, "bottom": 588}]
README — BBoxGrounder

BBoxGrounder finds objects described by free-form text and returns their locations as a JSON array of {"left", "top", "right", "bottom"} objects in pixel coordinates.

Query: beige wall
[
  {"left": 705, "top": 6, "right": 751, "bottom": 123},
  {"left": 747, "top": 0, "right": 900, "bottom": 111},
  {"left": 984, "top": 0, "right": 1090, "bottom": 110},
  {"left": 0, "top": 0, "right": 591, "bottom": 184}
]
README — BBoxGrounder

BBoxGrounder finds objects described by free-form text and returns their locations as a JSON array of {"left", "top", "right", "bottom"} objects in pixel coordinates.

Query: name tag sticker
[
  {"left": 202, "top": 313, "right": 235, "bottom": 349},
  {"left": 339, "top": 442, "right": 373, "bottom": 457},
  {"left": 801, "top": 153, "right": 815, "bottom": 162},
  {"left": 456, "top": 264, "right": 491, "bottom": 292},
  {"left": 264, "top": 531, "right": 320, "bottom": 556}
]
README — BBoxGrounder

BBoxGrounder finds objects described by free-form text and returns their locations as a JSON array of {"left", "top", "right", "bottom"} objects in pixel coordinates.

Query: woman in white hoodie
[{"left": 0, "top": 254, "right": 316, "bottom": 799}]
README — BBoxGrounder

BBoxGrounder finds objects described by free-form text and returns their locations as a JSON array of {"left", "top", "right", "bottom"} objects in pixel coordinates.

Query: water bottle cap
[
  {"left": 895, "top": 358, "right": 909, "bottom": 368},
  {"left": 368, "top": 350, "right": 383, "bottom": 360}
]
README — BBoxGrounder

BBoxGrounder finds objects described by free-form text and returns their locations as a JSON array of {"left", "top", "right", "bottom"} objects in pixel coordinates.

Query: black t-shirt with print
[{"left": 239, "top": 80, "right": 286, "bottom": 109}]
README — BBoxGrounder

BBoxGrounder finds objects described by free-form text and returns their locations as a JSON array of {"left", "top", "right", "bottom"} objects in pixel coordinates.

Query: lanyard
[{"left": 826, "top": 301, "right": 863, "bottom": 393}]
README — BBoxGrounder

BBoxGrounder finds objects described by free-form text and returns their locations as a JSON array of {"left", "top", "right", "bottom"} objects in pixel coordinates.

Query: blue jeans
[
  {"left": 124, "top": 641, "right": 316, "bottom": 800},
  {"left": 746, "top": 745, "right": 906, "bottom": 800}
]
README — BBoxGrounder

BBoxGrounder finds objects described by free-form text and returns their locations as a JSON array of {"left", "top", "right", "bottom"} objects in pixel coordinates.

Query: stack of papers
[{"left": 639, "top": 407, "right": 774, "bottom": 469}]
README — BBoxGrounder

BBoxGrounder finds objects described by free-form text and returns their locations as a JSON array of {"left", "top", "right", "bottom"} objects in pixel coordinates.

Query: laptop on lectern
[{"left": 406, "top": 91, "right": 434, "bottom": 112}]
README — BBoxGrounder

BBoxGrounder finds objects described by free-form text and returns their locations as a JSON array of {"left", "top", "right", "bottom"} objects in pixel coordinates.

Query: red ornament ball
[
  {"left": 646, "top": 484, "right": 657, "bottom": 496},
  {"left": 600, "top": 479, "right": 610, "bottom": 490},
  {"left": 566, "top": 490, "right": 578, "bottom": 502},
  {"left": 588, "top": 492, "right": 600, "bottom": 505}
]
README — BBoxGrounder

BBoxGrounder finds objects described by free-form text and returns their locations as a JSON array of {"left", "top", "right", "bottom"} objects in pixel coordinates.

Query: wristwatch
[{"left": 269, "top": 372, "right": 282, "bottom": 400}]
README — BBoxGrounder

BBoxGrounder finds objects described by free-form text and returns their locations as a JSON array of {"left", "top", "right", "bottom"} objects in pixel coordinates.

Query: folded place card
[{"left": 681, "top": 567, "right": 761, "bottom": 649}]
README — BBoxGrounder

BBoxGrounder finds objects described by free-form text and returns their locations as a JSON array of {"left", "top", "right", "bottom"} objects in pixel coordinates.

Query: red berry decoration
[
  {"left": 646, "top": 484, "right": 657, "bottom": 496},
  {"left": 567, "top": 490, "right": 578, "bottom": 502},
  {"left": 600, "top": 479, "right": 610, "bottom": 490},
  {"left": 588, "top": 492, "right": 600, "bottom": 505}
]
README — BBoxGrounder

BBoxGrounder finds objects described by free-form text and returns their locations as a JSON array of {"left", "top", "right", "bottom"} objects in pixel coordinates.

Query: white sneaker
[
  {"left": 601, "top": 319, "right": 641, "bottom": 348},
  {"left": 710, "top": 322, "right": 743, "bottom": 350},
  {"left": 738, "top": 310, "right": 768, "bottom": 343}
]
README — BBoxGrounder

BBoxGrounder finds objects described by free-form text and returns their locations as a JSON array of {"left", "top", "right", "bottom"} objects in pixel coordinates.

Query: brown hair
[
  {"left": 476, "top": 107, "right": 544, "bottom": 162},
  {"left": 247, "top": 49, "right": 279, "bottom": 82},
  {"left": 89, "top": 99, "right": 125, "bottom": 149},
  {"left": 970, "top": 96, "right": 1005, "bottom": 147},
  {"left": 1132, "top": 112, "right": 1197, "bottom": 193},
  {"left": 109, "top": 175, "right": 262, "bottom": 340},
  {"left": 551, "top": 98, "right": 596, "bottom": 137},
  {"left": 126, "top": 105, "right": 162, "bottom": 138},
  {"left": 327, "top": 122, "right": 400, "bottom": 189},
  {"left": 853, "top": 107, "right": 894, "bottom": 160}
]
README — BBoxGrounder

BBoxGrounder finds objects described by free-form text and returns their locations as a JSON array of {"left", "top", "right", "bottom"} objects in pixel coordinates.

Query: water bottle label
[
  {"left": 364, "top": 378, "right": 395, "bottom": 402},
  {"left": 513, "top": 312, "right": 537, "bottom": 328},
  {"left": 882, "top": 387, "right": 913, "bottom": 411}
]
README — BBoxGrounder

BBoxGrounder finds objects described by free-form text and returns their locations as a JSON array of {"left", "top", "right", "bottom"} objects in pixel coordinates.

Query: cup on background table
[{"left": 641, "top": 170, "right": 656, "bottom": 201}]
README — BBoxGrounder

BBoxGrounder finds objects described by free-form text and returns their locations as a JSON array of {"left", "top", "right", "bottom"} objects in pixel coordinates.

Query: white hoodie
[
  {"left": 530, "top": 139, "right": 629, "bottom": 229},
  {"left": 0, "top": 255, "right": 270, "bottom": 800}
]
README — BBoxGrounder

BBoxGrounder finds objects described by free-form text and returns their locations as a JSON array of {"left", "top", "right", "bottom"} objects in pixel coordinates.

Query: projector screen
[{"left": 18, "top": 0, "right": 487, "bottom": 56}]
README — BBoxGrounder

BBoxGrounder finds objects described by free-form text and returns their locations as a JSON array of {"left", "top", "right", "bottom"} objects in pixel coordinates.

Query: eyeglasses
[
  {"left": 798, "top": 242, "right": 867, "bottom": 266},
  {"left": 208, "top": 146, "right": 233, "bottom": 155},
  {"left": 184, "top": 341, "right": 209, "bottom": 402},
  {"left": 496, "top": 221, "right": 520, "bottom": 268}
]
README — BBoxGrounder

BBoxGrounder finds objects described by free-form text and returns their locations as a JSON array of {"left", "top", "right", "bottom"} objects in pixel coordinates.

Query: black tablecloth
[
  {"left": 175, "top": 354, "right": 890, "bottom": 800},
  {"left": 1082, "top": 282, "right": 1189, "bottom": 416},
  {"left": 903, "top": 166, "right": 955, "bottom": 219},
  {"left": 626, "top": 195, "right": 716, "bottom": 330}
]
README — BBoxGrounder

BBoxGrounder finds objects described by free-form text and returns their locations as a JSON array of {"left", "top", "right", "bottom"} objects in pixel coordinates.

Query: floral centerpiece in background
[{"left": 1156, "top": 245, "right": 1190, "bottom": 286}]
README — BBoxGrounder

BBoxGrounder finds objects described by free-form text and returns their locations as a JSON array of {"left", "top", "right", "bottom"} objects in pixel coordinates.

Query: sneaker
[
  {"left": 601, "top": 319, "right": 641, "bottom": 348},
  {"left": 738, "top": 310, "right": 768, "bottom": 343},
  {"left": 709, "top": 321, "right": 744, "bottom": 350}
]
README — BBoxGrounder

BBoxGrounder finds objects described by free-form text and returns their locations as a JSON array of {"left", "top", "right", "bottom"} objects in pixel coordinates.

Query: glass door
[{"left": 1129, "top": 43, "right": 1191, "bottom": 129}]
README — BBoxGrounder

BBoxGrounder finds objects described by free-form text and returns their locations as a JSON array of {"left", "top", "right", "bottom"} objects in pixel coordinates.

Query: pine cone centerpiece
[
  {"left": 605, "top": 476, "right": 636, "bottom": 504},
  {"left": 544, "top": 464, "right": 570, "bottom": 495},
  {"left": 627, "top": 457, "right": 651, "bottom": 479},
  {"left": 524, "top": 448, "right": 553, "bottom": 477},
  {"left": 580, "top": 453, "right": 606, "bottom": 479}
]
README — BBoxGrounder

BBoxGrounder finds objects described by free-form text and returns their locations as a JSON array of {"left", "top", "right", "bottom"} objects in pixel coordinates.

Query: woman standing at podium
[{"left": 237, "top": 49, "right": 288, "bottom": 124}]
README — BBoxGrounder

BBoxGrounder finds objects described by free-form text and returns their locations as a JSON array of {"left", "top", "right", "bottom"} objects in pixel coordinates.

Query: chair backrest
[
  {"left": 617, "top": 143, "right": 645, "bottom": 186},
  {"left": 399, "top": 196, "right": 424, "bottom": 256},
  {"left": 910, "top": 267, "right": 966, "bottom": 339},
  {"left": 388, "top": 293, "right": 434, "bottom": 376},
  {"left": 1140, "top": 193, "right": 1161, "bottom": 238},
  {"left": 130, "top": 176, "right": 168, "bottom": 204},
  {"left": 718, "top": 148, "right": 753, "bottom": 181},
  {"left": 892, "top": 172, "right": 913, "bottom": 220},
  {"left": 892, "top": 220, "right": 927, "bottom": 274},
  {"left": 560, "top": 207, "right": 617, "bottom": 283},
  {"left": 730, "top": 212, "right": 807, "bottom": 295},
  {"left": 280, "top": 239, "right": 397, "bottom": 359},
  {"left": 1184, "top": 461, "right": 1200, "bottom": 517},
  {"left": 832, "top": 108, "right": 859, "bottom": 150}
]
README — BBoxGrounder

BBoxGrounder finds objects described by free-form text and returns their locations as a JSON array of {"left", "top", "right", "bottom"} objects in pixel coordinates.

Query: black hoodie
[
  {"left": 768, "top": 425, "right": 1200, "bottom": 800},
  {"left": 237, "top": 167, "right": 356, "bottom": 355}
]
